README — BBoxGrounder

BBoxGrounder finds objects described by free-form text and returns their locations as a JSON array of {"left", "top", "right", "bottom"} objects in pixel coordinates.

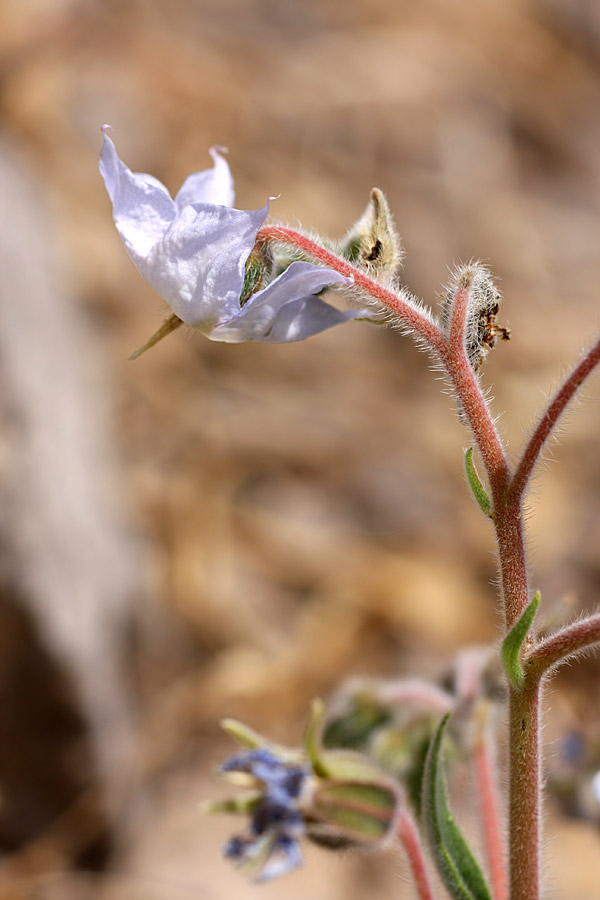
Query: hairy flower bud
[
  {"left": 440, "top": 263, "right": 510, "bottom": 372},
  {"left": 338, "top": 188, "right": 404, "bottom": 286}
]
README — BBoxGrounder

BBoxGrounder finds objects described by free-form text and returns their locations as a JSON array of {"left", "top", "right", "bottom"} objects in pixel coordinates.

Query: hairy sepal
[{"left": 440, "top": 263, "right": 509, "bottom": 373}]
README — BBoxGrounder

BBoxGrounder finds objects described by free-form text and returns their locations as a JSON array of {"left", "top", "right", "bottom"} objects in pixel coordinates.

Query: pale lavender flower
[{"left": 100, "top": 128, "right": 369, "bottom": 344}]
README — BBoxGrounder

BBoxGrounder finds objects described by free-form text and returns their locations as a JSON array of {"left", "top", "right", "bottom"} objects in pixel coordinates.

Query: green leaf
[
  {"left": 464, "top": 448, "right": 492, "bottom": 518},
  {"left": 422, "top": 714, "right": 492, "bottom": 900},
  {"left": 501, "top": 592, "right": 540, "bottom": 687}
]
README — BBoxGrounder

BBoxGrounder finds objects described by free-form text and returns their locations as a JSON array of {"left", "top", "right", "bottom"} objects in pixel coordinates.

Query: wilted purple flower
[
  {"left": 220, "top": 749, "right": 309, "bottom": 881},
  {"left": 205, "top": 705, "right": 403, "bottom": 883},
  {"left": 100, "top": 128, "right": 371, "bottom": 345}
]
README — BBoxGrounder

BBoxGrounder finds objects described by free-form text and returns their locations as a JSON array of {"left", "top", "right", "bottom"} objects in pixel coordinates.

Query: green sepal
[
  {"left": 199, "top": 791, "right": 261, "bottom": 816},
  {"left": 129, "top": 313, "right": 183, "bottom": 361},
  {"left": 422, "top": 714, "right": 492, "bottom": 900},
  {"left": 220, "top": 718, "right": 269, "bottom": 749},
  {"left": 239, "top": 242, "right": 272, "bottom": 306},
  {"left": 501, "top": 592, "right": 540, "bottom": 687},
  {"left": 464, "top": 448, "right": 492, "bottom": 518},
  {"left": 304, "top": 698, "right": 330, "bottom": 777},
  {"left": 311, "top": 780, "right": 397, "bottom": 845}
]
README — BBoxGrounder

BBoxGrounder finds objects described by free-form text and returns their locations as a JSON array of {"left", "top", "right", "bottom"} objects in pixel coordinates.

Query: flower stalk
[
  {"left": 397, "top": 809, "right": 436, "bottom": 900},
  {"left": 474, "top": 729, "right": 507, "bottom": 900}
]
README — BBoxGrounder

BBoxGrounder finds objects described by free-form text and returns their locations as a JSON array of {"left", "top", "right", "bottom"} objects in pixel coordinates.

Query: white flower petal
[
  {"left": 175, "top": 147, "right": 235, "bottom": 210},
  {"left": 148, "top": 202, "right": 270, "bottom": 329},
  {"left": 101, "top": 132, "right": 369, "bottom": 349},
  {"left": 208, "top": 261, "right": 358, "bottom": 343},
  {"left": 99, "top": 132, "right": 176, "bottom": 264},
  {"left": 256, "top": 295, "right": 372, "bottom": 343}
]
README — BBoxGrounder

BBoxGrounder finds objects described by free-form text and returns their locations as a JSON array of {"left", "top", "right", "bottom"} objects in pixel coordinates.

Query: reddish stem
[
  {"left": 261, "top": 227, "right": 509, "bottom": 495},
  {"left": 511, "top": 335, "right": 600, "bottom": 503},
  {"left": 443, "top": 279, "right": 509, "bottom": 500},
  {"left": 445, "top": 279, "right": 528, "bottom": 629},
  {"left": 376, "top": 680, "right": 454, "bottom": 713},
  {"left": 397, "top": 809, "right": 436, "bottom": 900},
  {"left": 258, "top": 226, "right": 446, "bottom": 354},
  {"left": 526, "top": 612, "right": 600, "bottom": 677},
  {"left": 508, "top": 681, "right": 542, "bottom": 900},
  {"left": 475, "top": 729, "right": 508, "bottom": 900}
]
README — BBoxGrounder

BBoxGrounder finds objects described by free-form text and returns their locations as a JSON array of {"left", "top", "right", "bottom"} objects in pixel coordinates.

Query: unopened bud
[
  {"left": 440, "top": 263, "right": 510, "bottom": 372},
  {"left": 339, "top": 189, "right": 404, "bottom": 285}
]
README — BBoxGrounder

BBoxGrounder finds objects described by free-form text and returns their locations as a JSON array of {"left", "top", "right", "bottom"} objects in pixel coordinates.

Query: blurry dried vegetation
[{"left": 0, "top": 0, "right": 600, "bottom": 897}]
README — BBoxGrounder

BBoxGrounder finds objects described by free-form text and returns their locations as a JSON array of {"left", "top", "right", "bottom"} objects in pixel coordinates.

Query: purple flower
[
  {"left": 99, "top": 129, "right": 369, "bottom": 344},
  {"left": 220, "top": 749, "right": 309, "bottom": 881}
]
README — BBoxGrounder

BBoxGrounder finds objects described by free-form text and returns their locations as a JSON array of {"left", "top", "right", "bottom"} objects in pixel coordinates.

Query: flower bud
[
  {"left": 440, "top": 262, "right": 510, "bottom": 372},
  {"left": 339, "top": 188, "right": 404, "bottom": 285}
]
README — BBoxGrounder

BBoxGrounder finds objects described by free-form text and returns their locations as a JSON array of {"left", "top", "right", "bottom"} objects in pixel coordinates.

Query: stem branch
[
  {"left": 526, "top": 612, "right": 600, "bottom": 677},
  {"left": 512, "top": 335, "right": 600, "bottom": 502}
]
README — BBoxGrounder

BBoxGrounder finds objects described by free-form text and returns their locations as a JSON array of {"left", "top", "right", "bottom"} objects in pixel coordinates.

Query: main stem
[
  {"left": 445, "top": 280, "right": 538, "bottom": 899},
  {"left": 507, "top": 680, "right": 541, "bottom": 900}
]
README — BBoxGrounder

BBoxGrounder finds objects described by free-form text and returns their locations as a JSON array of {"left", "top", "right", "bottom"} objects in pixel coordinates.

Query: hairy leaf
[
  {"left": 501, "top": 592, "right": 540, "bottom": 687},
  {"left": 464, "top": 448, "right": 492, "bottom": 518},
  {"left": 422, "top": 714, "right": 492, "bottom": 900}
]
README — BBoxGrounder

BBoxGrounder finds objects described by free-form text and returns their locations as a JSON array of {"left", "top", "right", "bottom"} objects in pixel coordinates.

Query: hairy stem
[
  {"left": 397, "top": 808, "right": 437, "bottom": 900},
  {"left": 444, "top": 279, "right": 509, "bottom": 495},
  {"left": 444, "top": 278, "right": 527, "bottom": 627},
  {"left": 508, "top": 680, "right": 541, "bottom": 900},
  {"left": 494, "top": 499, "right": 530, "bottom": 630},
  {"left": 258, "top": 226, "right": 446, "bottom": 354},
  {"left": 511, "top": 335, "right": 600, "bottom": 503},
  {"left": 526, "top": 612, "right": 600, "bottom": 677}
]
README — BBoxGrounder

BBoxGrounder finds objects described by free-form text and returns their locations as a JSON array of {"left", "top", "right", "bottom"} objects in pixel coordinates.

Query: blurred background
[{"left": 1, "top": 0, "right": 600, "bottom": 897}]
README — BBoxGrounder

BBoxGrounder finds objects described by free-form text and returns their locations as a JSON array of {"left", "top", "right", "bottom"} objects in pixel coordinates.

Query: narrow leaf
[
  {"left": 464, "top": 448, "right": 492, "bottom": 518},
  {"left": 501, "top": 592, "right": 540, "bottom": 687},
  {"left": 422, "top": 714, "right": 492, "bottom": 900}
]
